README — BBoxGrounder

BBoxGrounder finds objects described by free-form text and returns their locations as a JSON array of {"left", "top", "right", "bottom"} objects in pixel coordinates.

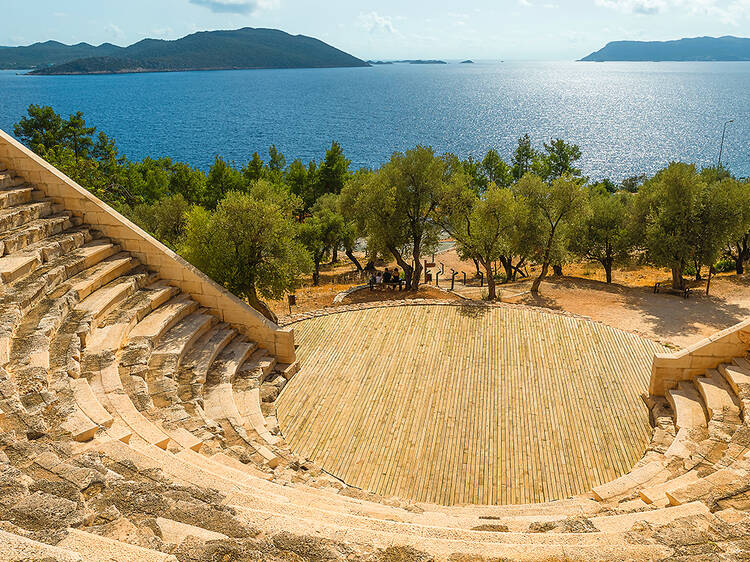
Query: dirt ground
[{"left": 267, "top": 246, "right": 750, "bottom": 349}]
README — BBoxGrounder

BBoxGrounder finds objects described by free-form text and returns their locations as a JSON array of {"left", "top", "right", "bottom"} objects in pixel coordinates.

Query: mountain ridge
[
  {"left": 0, "top": 28, "right": 369, "bottom": 74},
  {"left": 580, "top": 35, "right": 750, "bottom": 61}
]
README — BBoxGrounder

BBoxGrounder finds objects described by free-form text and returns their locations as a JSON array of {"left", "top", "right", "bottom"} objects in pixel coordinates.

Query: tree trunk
[
  {"left": 706, "top": 266, "right": 714, "bottom": 296},
  {"left": 552, "top": 264, "right": 563, "bottom": 277},
  {"left": 345, "top": 248, "right": 363, "bottom": 272},
  {"left": 500, "top": 256, "right": 514, "bottom": 283},
  {"left": 312, "top": 259, "right": 321, "bottom": 286},
  {"left": 247, "top": 285, "right": 278, "bottom": 324},
  {"left": 331, "top": 246, "right": 338, "bottom": 264},
  {"left": 737, "top": 255, "right": 745, "bottom": 275},
  {"left": 532, "top": 235, "right": 555, "bottom": 295},
  {"left": 671, "top": 263, "right": 683, "bottom": 290},
  {"left": 472, "top": 258, "right": 481, "bottom": 277},
  {"left": 602, "top": 258, "right": 613, "bottom": 284},
  {"left": 412, "top": 254, "right": 423, "bottom": 291},
  {"left": 389, "top": 246, "right": 414, "bottom": 291},
  {"left": 531, "top": 261, "right": 549, "bottom": 294},
  {"left": 483, "top": 259, "right": 496, "bottom": 300}
]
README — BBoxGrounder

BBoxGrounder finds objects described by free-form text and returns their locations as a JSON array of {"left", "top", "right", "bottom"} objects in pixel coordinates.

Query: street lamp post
[{"left": 718, "top": 119, "right": 735, "bottom": 168}]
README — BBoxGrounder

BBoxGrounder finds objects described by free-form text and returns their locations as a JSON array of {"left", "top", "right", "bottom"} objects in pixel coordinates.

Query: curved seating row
[{"left": 0, "top": 164, "right": 749, "bottom": 560}]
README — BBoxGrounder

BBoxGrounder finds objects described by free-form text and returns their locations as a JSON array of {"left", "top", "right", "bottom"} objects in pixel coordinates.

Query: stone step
[
  {"left": 591, "top": 460, "right": 666, "bottom": 501},
  {"left": 0, "top": 171, "right": 24, "bottom": 189},
  {"left": 68, "top": 252, "right": 134, "bottom": 301},
  {"left": 178, "top": 324, "right": 236, "bottom": 403},
  {"left": 84, "top": 282, "right": 181, "bottom": 360},
  {"left": 242, "top": 349, "right": 277, "bottom": 382},
  {"left": 234, "top": 387, "right": 280, "bottom": 446},
  {"left": 70, "top": 377, "right": 114, "bottom": 429},
  {"left": 207, "top": 338, "right": 258, "bottom": 385},
  {"left": 0, "top": 184, "right": 34, "bottom": 209},
  {"left": 275, "top": 361, "right": 300, "bottom": 381},
  {"left": 129, "top": 294, "right": 198, "bottom": 341},
  {"left": 59, "top": 401, "right": 100, "bottom": 442},
  {"left": 666, "top": 381, "right": 708, "bottom": 430},
  {"left": 0, "top": 227, "right": 94, "bottom": 284},
  {"left": 0, "top": 199, "right": 54, "bottom": 234},
  {"left": 149, "top": 310, "right": 216, "bottom": 373},
  {"left": 75, "top": 267, "right": 155, "bottom": 332},
  {"left": 0, "top": 213, "right": 74, "bottom": 257},
  {"left": 0, "top": 528, "right": 82, "bottom": 561},
  {"left": 638, "top": 470, "right": 703, "bottom": 505},
  {"left": 666, "top": 465, "right": 749, "bottom": 506},
  {"left": 95, "top": 362, "right": 171, "bottom": 449},
  {"left": 155, "top": 516, "right": 228, "bottom": 543},
  {"left": 589, "top": 501, "right": 710, "bottom": 533},
  {"left": 719, "top": 360, "right": 750, "bottom": 400},
  {"left": 695, "top": 369, "right": 742, "bottom": 422},
  {"left": 56, "top": 528, "right": 177, "bottom": 562}
]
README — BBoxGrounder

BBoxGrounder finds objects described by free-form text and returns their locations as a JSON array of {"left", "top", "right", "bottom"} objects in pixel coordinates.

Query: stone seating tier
[{"left": 1, "top": 155, "right": 750, "bottom": 560}]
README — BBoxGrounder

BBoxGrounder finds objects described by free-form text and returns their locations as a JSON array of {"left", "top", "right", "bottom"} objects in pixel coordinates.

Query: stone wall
[
  {"left": 650, "top": 319, "right": 750, "bottom": 395},
  {"left": 0, "top": 129, "right": 295, "bottom": 363}
]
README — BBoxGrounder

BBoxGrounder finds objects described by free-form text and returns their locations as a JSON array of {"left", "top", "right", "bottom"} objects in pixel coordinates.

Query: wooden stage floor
[{"left": 276, "top": 303, "right": 668, "bottom": 506}]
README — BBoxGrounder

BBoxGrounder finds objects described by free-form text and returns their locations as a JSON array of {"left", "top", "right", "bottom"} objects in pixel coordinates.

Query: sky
[{"left": 3, "top": 0, "right": 750, "bottom": 60}]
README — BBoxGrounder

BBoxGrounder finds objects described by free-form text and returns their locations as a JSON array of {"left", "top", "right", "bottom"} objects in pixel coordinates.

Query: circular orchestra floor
[{"left": 276, "top": 303, "right": 668, "bottom": 506}]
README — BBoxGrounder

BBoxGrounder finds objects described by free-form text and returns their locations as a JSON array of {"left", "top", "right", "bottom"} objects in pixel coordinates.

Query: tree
[
  {"left": 538, "top": 138, "right": 582, "bottom": 181},
  {"left": 63, "top": 111, "right": 96, "bottom": 162},
  {"left": 317, "top": 141, "right": 351, "bottom": 196},
  {"left": 515, "top": 173, "right": 586, "bottom": 294},
  {"left": 342, "top": 146, "right": 448, "bottom": 290},
  {"left": 14, "top": 104, "right": 66, "bottom": 153},
  {"left": 512, "top": 134, "right": 538, "bottom": 181},
  {"left": 169, "top": 162, "right": 207, "bottom": 205},
  {"left": 723, "top": 179, "right": 750, "bottom": 274},
  {"left": 634, "top": 162, "right": 705, "bottom": 289},
  {"left": 481, "top": 149, "right": 513, "bottom": 188},
  {"left": 181, "top": 190, "right": 310, "bottom": 322},
  {"left": 689, "top": 177, "right": 743, "bottom": 285},
  {"left": 205, "top": 156, "right": 245, "bottom": 209},
  {"left": 299, "top": 196, "right": 346, "bottom": 285},
  {"left": 243, "top": 152, "right": 265, "bottom": 183},
  {"left": 128, "top": 194, "right": 190, "bottom": 249},
  {"left": 441, "top": 182, "right": 516, "bottom": 299},
  {"left": 570, "top": 189, "right": 633, "bottom": 283}
]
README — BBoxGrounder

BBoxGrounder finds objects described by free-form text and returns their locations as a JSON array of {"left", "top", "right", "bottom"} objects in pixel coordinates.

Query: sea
[{"left": 1, "top": 61, "right": 750, "bottom": 180}]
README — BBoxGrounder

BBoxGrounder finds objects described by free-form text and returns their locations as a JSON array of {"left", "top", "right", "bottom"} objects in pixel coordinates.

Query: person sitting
[
  {"left": 375, "top": 271, "right": 383, "bottom": 286},
  {"left": 383, "top": 268, "right": 393, "bottom": 285},
  {"left": 393, "top": 267, "right": 402, "bottom": 290}
]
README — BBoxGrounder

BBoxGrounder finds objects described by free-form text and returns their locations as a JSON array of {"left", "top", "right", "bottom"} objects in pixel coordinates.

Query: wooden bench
[
  {"left": 369, "top": 280, "right": 403, "bottom": 291},
  {"left": 654, "top": 281, "right": 691, "bottom": 299}
]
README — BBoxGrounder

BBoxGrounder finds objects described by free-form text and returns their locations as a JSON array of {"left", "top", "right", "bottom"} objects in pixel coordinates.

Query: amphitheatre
[{"left": 1, "top": 126, "right": 750, "bottom": 561}]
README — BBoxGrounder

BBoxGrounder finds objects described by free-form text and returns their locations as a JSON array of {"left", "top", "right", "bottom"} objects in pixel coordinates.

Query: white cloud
[
  {"left": 595, "top": 0, "right": 750, "bottom": 22},
  {"left": 594, "top": 0, "right": 667, "bottom": 14},
  {"left": 357, "top": 12, "right": 397, "bottom": 34},
  {"left": 188, "top": 0, "right": 278, "bottom": 15},
  {"left": 104, "top": 24, "right": 124, "bottom": 39}
]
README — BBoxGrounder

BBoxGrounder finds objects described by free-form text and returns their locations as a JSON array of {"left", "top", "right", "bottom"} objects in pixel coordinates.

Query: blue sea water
[{"left": 1, "top": 61, "right": 750, "bottom": 180}]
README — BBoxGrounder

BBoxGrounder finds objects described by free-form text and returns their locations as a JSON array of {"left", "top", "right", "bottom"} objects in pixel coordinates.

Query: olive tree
[
  {"left": 515, "top": 173, "right": 586, "bottom": 294},
  {"left": 341, "top": 146, "right": 448, "bottom": 290},
  {"left": 440, "top": 182, "right": 516, "bottom": 300},
  {"left": 181, "top": 188, "right": 310, "bottom": 323}
]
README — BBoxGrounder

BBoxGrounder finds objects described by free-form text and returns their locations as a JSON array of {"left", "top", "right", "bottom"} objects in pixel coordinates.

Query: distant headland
[
  {"left": 580, "top": 35, "right": 750, "bottom": 61},
  {"left": 0, "top": 28, "right": 370, "bottom": 74}
]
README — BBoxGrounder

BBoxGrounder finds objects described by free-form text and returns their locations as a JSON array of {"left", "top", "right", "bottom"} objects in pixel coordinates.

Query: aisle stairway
[{"left": 1, "top": 141, "right": 750, "bottom": 560}]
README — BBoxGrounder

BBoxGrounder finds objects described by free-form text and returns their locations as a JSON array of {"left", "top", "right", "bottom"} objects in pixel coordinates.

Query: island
[
  {"left": 395, "top": 60, "right": 448, "bottom": 65},
  {"left": 460, "top": 60, "right": 474, "bottom": 64},
  {"left": 580, "top": 35, "right": 750, "bottom": 61},
  {"left": 0, "top": 28, "right": 370, "bottom": 74}
]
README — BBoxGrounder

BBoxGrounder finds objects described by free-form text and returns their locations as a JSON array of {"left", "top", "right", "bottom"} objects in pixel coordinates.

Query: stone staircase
[{"left": 1, "top": 150, "right": 750, "bottom": 559}]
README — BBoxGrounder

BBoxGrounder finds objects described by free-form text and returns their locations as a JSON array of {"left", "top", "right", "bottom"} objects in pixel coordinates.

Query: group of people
[{"left": 368, "top": 267, "right": 404, "bottom": 290}]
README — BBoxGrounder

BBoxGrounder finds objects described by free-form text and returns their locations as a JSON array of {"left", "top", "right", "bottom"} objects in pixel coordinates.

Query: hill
[
  {"left": 580, "top": 35, "right": 750, "bottom": 61},
  {"left": 0, "top": 40, "right": 122, "bottom": 69},
  {"left": 1, "top": 28, "right": 369, "bottom": 74}
]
